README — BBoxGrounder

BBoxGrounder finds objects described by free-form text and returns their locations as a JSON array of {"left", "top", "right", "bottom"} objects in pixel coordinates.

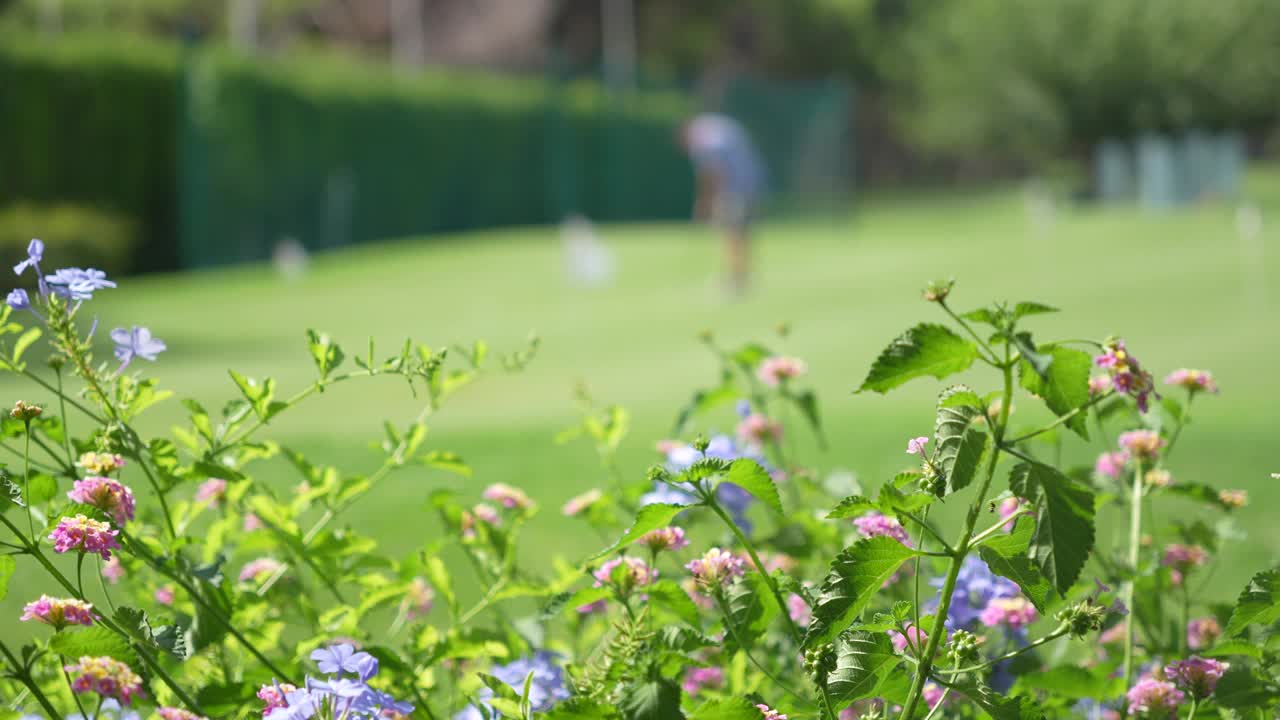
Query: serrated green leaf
[
  {"left": 826, "top": 631, "right": 901, "bottom": 710},
  {"left": 977, "top": 546, "right": 1055, "bottom": 613},
  {"left": 788, "top": 389, "right": 826, "bottom": 448},
  {"left": 619, "top": 678, "right": 684, "bottom": 720},
  {"left": 721, "top": 459, "right": 783, "bottom": 516},
  {"left": 546, "top": 699, "right": 621, "bottom": 719},
  {"left": 49, "top": 626, "right": 134, "bottom": 664},
  {"left": 1204, "top": 640, "right": 1263, "bottom": 659},
  {"left": 934, "top": 385, "right": 989, "bottom": 496},
  {"left": 827, "top": 495, "right": 878, "bottom": 520},
  {"left": 1018, "top": 346, "right": 1091, "bottom": 439},
  {"left": 723, "top": 571, "right": 780, "bottom": 650},
  {"left": 647, "top": 580, "right": 702, "bottom": 627},
  {"left": 586, "top": 503, "right": 692, "bottom": 563},
  {"left": 876, "top": 482, "right": 934, "bottom": 515},
  {"left": 1012, "top": 302, "right": 1058, "bottom": 319},
  {"left": 1009, "top": 463, "right": 1096, "bottom": 595},
  {"left": 804, "top": 537, "right": 922, "bottom": 648},
  {"left": 948, "top": 674, "right": 1045, "bottom": 719},
  {"left": 979, "top": 516, "right": 1035, "bottom": 556},
  {"left": 1225, "top": 570, "right": 1280, "bottom": 637},
  {"left": 858, "top": 323, "right": 978, "bottom": 394},
  {"left": 0, "top": 555, "right": 14, "bottom": 600},
  {"left": 673, "top": 379, "right": 738, "bottom": 435},
  {"left": 26, "top": 474, "right": 57, "bottom": 505},
  {"left": 1215, "top": 665, "right": 1279, "bottom": 710},
  {"left": 689, "top": 697, "right": 763, "bottom": 719},
  {"left": 1011, "top": 332, "right": 1053, "bottom": 380}
]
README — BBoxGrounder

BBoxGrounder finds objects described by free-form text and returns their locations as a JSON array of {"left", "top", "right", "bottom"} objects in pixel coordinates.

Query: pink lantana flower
[
  {"left": 1095, "top": 451, "right": 1130, "bottom": 480},
  {"left": 1118, "top": 430, "right": 1165, "bottom": 461},
  {"left": 1186, "top": 617, "right": 1221, "bottom": 651},
  {"left": 1165, "top": 657, "right": 1229, "bottom": 699},
  {"left": 239, "top": 557, "right": 284, "bottom": 584},
  {"left": 639, "top": 526, "right": 689, "bottom": 552},
  {"left": 67, "top": 477, "right": 136, "bottom": 525},
  {"left": 49, "top": 514, "right": 119, "bottom": 559},
  {"left": 979, "top": 597, "right": 1038, "bottom": 630},
  {"left": 737, "top": 414, "right": 782, "bottom": 446},
  {"left": 20, "top": 595, "right": 96, "bottom": 629},
  {"left": 482, "top": 483, "right": 531, "bottom": 510},
  {"left": 686, "top": 548, "right": 746, "bottom": 593},
  {"left": 906, "top": 436, "right": 929, "bottom": 455},
  {"left": 195, "top": 478, "right": 228, "bottom": 505},
  {"left": 1164, "top": 369, "right": 1218, "bottom": 394},
  {"left": 1126, "top": 677, "right": 1184, "bottom": 718},
  {"left": 64, "top": 656, "right": 144, "bottom": 705},
  {"left": 756, "top": 356, "right": 807, "bottom": 387},
  {"left": 562, "top": 488, "right": 603, "bottom": 517}
]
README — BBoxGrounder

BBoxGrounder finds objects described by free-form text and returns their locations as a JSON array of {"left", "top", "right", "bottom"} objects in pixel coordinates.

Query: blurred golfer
[{"left": 679, "top": 113, "right": 766, "bottom": 294}]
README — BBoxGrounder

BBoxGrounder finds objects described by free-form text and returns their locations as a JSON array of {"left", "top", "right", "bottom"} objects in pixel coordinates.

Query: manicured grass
[{"left": 4, "top": 170, "right": 1279, "bottom": 623}]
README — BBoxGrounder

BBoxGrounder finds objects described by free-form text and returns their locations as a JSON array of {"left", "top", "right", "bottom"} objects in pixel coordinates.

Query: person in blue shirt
[{"left": 679, "top": 113, "right": 766, "bottom": 294}]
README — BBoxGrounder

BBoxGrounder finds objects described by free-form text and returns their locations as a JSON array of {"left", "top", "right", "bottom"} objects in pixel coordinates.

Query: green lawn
[{"left": 5, "top": 170, "right": 1280, "bottom": 621}]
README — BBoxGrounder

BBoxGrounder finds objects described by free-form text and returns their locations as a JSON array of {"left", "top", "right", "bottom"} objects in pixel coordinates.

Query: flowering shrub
[{"left": 0, "top": 245, "right": 1277, "bottom": 720}]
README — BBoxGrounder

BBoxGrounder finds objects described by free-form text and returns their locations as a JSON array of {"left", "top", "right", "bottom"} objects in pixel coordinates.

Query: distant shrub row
[{"left": 0, "top": 32, "right": 693, "bottom": 272}]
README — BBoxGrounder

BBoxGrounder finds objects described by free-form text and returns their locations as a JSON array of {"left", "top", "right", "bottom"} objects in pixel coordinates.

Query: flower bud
[
  {"left": 923, "top": 280, "right": 954, "bottom": 303},
  {"left": 1055, "top": 599, "right": 1108, "bottom": 637},
  {"left": 10, "top": 400, "right": 42, "bottom": 421}
]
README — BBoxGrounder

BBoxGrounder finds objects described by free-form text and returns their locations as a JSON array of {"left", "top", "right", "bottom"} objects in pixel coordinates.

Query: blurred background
[{"left": 0, "top": 0, "right": 1277, "bottom": 605}]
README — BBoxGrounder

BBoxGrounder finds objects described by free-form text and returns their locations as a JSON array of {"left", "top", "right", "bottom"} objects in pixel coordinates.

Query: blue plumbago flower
[
  {"left": 310, "top": 643, "right": 378, "bottom": 681},
  {"left": 45, "top": 267, "right": 116, "bottom": 301},
  {"left": 455, "top": 652, "right": 570, "bottom": 719},
  {"left": 13, "top": 238, "right": 43, "bottom": 275},
  {"left": 21, "top": 699, "right": 143, "bottom": 720},
  {"left": 111, "top": 326, "right": 167, "bottom": 369},
  {"left": 931, "top": 556, "right": 1020, "bottom": 630},
  {"left": 735, "top": 398, "right": 753, "bottom": 418},
  {"left": 6, "top": 289, "right": 29, "bottom": 311}
]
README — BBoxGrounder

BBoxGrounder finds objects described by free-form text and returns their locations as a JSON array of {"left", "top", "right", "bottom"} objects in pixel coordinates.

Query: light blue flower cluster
[
  {"left": 7, "top": 239, "right": 165, "bottom": 369},
  {"left": 265, "top": 644, "right": 413, "bottom": 720},
  {"left": 931, "top": 555, "right": 1021, "bottom": 630},
  {"left": 454, "top": 652, "right": 570, "bottom": 719},
  {"left": 639, "top": 433, "right": 764, "bottom": 532}
]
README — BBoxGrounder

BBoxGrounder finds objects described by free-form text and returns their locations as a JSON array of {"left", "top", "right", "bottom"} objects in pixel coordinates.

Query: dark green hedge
[
  {"left": 0, "top": 33, "right": 180, "bottom": 273},
  {"left": 0, "top": 33, "right": 693, "bottom": 272}
]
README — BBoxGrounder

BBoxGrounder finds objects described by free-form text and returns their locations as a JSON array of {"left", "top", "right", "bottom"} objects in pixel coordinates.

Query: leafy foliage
[{"left": 858, "top": 323, "right": 978, "bottom": 393}]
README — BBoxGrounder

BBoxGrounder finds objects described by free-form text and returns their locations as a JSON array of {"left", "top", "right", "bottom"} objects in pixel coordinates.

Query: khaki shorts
[{"left": 712, "top": 193, "right": 756, "bottom": 232}]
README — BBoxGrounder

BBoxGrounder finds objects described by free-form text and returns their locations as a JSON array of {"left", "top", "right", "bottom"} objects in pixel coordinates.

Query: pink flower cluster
[
  {"left": 1094, "top": 339, "right": 1157, "bottom": 412},
  {"left": 195, "top": 478, "right": 227, "bottom": 504},
  {"left": 482, "top": 483, "right": 531, "bottom": 510},
  {"left": 404, "top": 577, "right": 434, "bottom": 619},
  {"left": 1126, "top": 677, "right": 1184, "bottom": 718},
  {"left": 737, "top": 414, "right": 782, "bottom": 445},
  {"left": 1162, "top": 544, "right": 1209, "bottom": 571},
  {"left": 979, "top": 597, "right": 1038, "bottom": 630},
  {"left": 77, "top": 451, "right": 125, "bottom": 475},
  {"left": 561, "top": 488, "right": 603, "bottom": 517},
  {"left": 889, "top": 624, "right": 930, "bottom": 655},
  {"left": 593, "top": 556, "right": 658, "bottom": 590},
  {"left": 639, "top": 526, "right": 689, "bottom": 552},
  {"left": 905, "top": 436, "right": 929, "bottom": 455},
  {"left": 64, "top": 655, "right": 144, "bottom": 705},
  {"left": 49, "top": 514, "right": 119, "bottom": 559},
  {"left": 1088, "top": 375, "right": 1112, "bottom": 396},
  {"left": 682, "top": 666, "right": 724, "bottom": 695},
  {"left": 1095, "top": 451, "right": 1130, "bottom": 480},
  {"left": 20, "top": 595, "right": 96, "bottom": 629},
  {"left": 853, "top": 512, "right": 910, "bottom": 545},
  {"left": 1118, "top": 430, "right": 1165, "bottom": 461},
  {"left": 67, "top": 477, "right": 136, "bottom": 525},
  {"left": 686, "top": 548, "right": 746, "bottom": 592},
  {"left": 755, "top": 704, "right": 788, "bottom": 720},
  {"left": 998, "top": 497, "right": 1026, "bottom": 531},
  {"left": 158, "top": 709, "right": 209, "bottom": 720},
  {"left": 756, "top": 356, "right": 807, "bottom": 387},
  {"left": 101, "top": 556, "right": 125, "bottom": 584},
  {"left": 1186, "top": 617, "right": 1221, "bottom": 650},
  {"left": 787, "top": 593, "right": 811, "bottom": 627},
  {"left": 258, "top": 682, "right": 299, "bottom": 715},
  {"left": 1165, "top": 657, "right": 1228, "bottom": 698},
  {"left": 239, "top": 557, "right": 284, "bottom": 583},
  {"left": 1164, "top": 369, "right": 1218, "bottom": 394}
]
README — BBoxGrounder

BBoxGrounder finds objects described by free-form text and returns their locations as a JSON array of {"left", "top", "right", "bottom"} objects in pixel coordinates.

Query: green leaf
[
  {"left": 948, "top": 674, "right": 1045, "bottom": 719},
  {"left": 26, "top": 474, "right": 57, "bottom": 505},
  {"left": 979, "top": 516, "right": 1035, "bottom": 556},
  {"left": 977, "top": 546, "right": 1055, "bottom": 613},
  {"left": 647, "top": 580, "right": 703, "bottom": 627},
  {"left": 1215, "top": 665, "right": 1279, "bottom": 710},
  {"left": 788, "top": 389, "right": 826, "bottom": 448},
  {"left": 1012, "top": 301, "right": 1058, "bottom": 319},
  {"left": 1224, "top": 570, "right": 1280, "bottom": 637},
  {"left": 689, "top": 697, "right": 762, "bottom": 719},
  {"left": 876, "top": 483, "right": 935, "bottom": 515},
  {"left": 723, "top": 571, "right": 780, "bottom": 650},
  {"left": 826, "top": 495, "right": 878, "bottom": 520},
  {"left": 49, "top": 626, "right": 134, "bottom": 664},
  {"left": 674, "top": 379, "right": 739, "bottom": 434},
  {"left": 1011, "top": 332, "right": 1053, "bottom": 380},
  {"left": 586, "top": 502, "right": 692, "bottom": 563},
  {"left": 306, "top": 329, "right": 345, "bottom": 381},
  {"left": 1204, "top": 640, "right": 1263, "bottom": 659},
  {"left": 1018, "top": 346, "right": 1091, "bottom": 439},
  {"left": 11, "top": 326, "right": 41, "bottom": 365},
  {"left": 934, "top": 385, "right": 989, "bottom": 496},
  {"left": 619, "top": 678, "right": 684, "bottom": 720},
  {"left": 1010, "top": 462, "right": 1096, "bottom": 595},
  {"left": 857, "top": 323, "right": 978, "bottom": 394},
  {"left": 826, "top": 631, "right": 901, "bottom": 710},
  {"left": 1165, "top": 483, "right": 1231, "bottom": 510},
  {"left": 721, "top": 459, "right": 783, "bottom": 516},
  {"left": 0, "top": 555, "right": 14, "bottom": 600},
  {"left": 1013, "top": 665, "right": 1120, "bottom": 700},
  {"left": 804, "top": 537, "right": 922, "bottom": 648},
  {"left": 546, "top": 699, "right": 622, "bottom": 719}
]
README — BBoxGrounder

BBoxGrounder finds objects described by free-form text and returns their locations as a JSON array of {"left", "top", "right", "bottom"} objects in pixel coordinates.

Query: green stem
[
  {"left": 969, "top": 509, "right": 1033, "bottom": 548},
  {"left": 63, "top": 666, "right": 91, "bottom": 720},
  {"left": 938, "top": 626, "right": 1068, "bottom": 674},
  {"left": 55, "top": 367, "right": 75, "bottom": 466},
  {"left": 921, "top": 688, "right": 951, "bottom": 720},
  {"left": 712, "top": 592, "right": 808, "bottom": 705},
  {"left": 23, "top": 426, "right": 34, "bottom": 539},
  {"left": 900, "top": 349, "right": 1013, "bottom": 720},
  {"left": 938, "top": 301, "right": 1000, "bottom": 365},
  {"left": 0, "top": 639, "right": 61, "bottom": 719},
  {"left": 705, "top": 498, "right": 804, "bottom": 646},
  {"left": 902, "top": 511, "right": 953, "bottom": 554},
  {"left": 1122, "top": 462, "right": 1144, "bottom": 693},
  {"left": 1163, "top": 391, "right": 1194, "bottom": 457},
  {"left": 1186, "top": 696, "right": 1199, "bottom": 720},
  {"left": 1005, "top": 392, "right": 1112, "bottom": 445}
]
